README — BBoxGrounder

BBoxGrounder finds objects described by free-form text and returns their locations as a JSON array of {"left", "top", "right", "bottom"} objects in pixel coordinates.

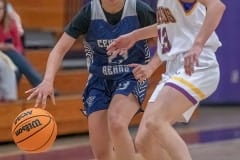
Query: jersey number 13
[{"left": 158, "top": 26, "right": 172, "bottom": 54}]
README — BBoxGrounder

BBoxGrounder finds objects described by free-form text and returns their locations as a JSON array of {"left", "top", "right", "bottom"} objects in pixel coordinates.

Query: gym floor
[{"left": 1, "top": 105, "right": 240, "bottom": 160}]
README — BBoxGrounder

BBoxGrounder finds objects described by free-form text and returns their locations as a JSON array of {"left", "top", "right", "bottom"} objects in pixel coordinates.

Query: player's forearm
[
  {"left": 193, "top": 0, "right": 225, "bottom": 48},
  {"left": 148, "top": 53, "right": 163, "bottom": 74},
  {"left": 131, "top": 24, "right": 158, "bottom": 42},
  {"left": 43, "top": 33, "right": 75, "bottom": 83}
]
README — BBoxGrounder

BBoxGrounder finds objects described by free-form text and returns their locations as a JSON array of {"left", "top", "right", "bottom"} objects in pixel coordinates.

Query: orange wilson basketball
[{"left": 11, "top": 108, "right": 57, "bottom": 153}]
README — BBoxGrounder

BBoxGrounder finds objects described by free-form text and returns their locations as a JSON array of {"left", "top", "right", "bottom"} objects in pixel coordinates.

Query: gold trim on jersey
[
  {"left": 172, "top": 76, "right": 206, "bottom": 99},
  {"left": 177, "top": 0, "right": 198, "bottom": 16}
]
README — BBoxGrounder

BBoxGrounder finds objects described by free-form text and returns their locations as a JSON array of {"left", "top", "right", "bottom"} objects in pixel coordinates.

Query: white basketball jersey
[{"left": 156, "top": 0, "right": 222, "bottom": 61}]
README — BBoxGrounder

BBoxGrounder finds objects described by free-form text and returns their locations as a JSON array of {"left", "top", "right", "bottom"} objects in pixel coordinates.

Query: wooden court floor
[{"left": 1, "top": 105, "right": 240, "bottom": 160}]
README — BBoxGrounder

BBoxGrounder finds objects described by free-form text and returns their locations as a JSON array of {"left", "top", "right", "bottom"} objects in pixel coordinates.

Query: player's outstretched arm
[
  {"left": 107, "top": 24, "right": 158, "bottom": 56},
  {"left": 129, "top": 53, "right": 163, "bottom": 82},
  {"left": 25, "top": 33, "right": 76, "bottom": 108}
]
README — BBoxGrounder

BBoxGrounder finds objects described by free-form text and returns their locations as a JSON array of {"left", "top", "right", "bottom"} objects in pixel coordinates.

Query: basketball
[{"left": 11, "top": 108, "right": 57, "bottom": 153}]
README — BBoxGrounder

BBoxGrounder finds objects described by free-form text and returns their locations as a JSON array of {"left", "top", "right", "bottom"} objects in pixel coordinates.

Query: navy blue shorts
[{"left": 82, "top": 75, "right": 148, "bottom": 116}]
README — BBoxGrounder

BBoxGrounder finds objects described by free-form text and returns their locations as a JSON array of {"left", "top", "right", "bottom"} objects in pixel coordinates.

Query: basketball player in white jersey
[{"left": 107, "top": 0, "right": 225, "bottom": 159}]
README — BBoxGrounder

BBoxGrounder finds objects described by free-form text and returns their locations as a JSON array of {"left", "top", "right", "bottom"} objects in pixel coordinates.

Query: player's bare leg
[
  {"left": 135, "top": 86, "right": 193, "bottom": 160},
  {"left": 108, "top": 94, "right": 140, "bottom": 160},
  {"left": 88, "top": 110, "right": 115, "bottom": 160},
  {"left": 135, "top": 108, "right": 172, "bottom": 160},
  {"left": 135, "top": 153, "right": 146, "bottom": 160}
]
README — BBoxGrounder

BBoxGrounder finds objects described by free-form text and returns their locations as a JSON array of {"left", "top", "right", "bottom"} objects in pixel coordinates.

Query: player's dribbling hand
[
  {"left": 25, "top": 81, "right": 56, "bottom": 109},
  {"left": 107, "top": 32, "right": 136, "bottom": 57},
  {"left": 129, "top": 63, "right": 153, "bottom": 82},
  {"left": 184, "top": 46, "right": 202, "bottom": 76}
]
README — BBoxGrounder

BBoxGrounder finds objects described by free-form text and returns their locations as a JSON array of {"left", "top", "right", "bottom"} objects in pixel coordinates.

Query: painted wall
[{"left": 203, "top": 0, "right": 240, "bottom": 104}]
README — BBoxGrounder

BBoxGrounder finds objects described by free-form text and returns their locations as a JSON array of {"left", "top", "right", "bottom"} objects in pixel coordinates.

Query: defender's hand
[{"left": 107, "top": 33, "right": 136, "bottom": 57}]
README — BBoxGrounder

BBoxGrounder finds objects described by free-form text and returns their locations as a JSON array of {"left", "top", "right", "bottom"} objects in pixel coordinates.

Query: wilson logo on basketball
[
  {"left": 14, "top": 110, "right": 32, "bottom": 125},
  {"left": 12, "top": 108, "right": 57, "bottom": 153},
  {"left": 15, "top": 119, "right": 42, "bottom": 136}
]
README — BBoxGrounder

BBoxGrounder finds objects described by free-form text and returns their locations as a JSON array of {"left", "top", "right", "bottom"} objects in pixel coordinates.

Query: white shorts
[{"left": 149, "top": 48, "right": 220, "bottom": 122}]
